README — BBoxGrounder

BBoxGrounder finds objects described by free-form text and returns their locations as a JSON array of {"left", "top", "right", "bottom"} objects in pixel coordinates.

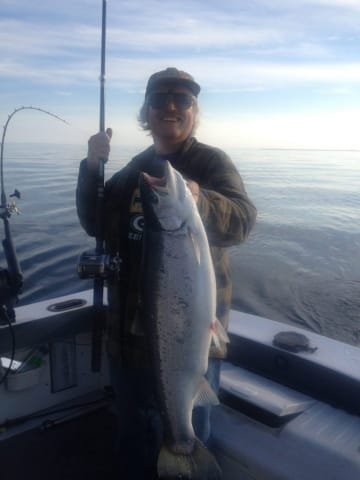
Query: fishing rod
[
  {"left": 0, "top": 108, "right": 23, "bottom": 325},
  {"left": 77, "top": 0, "right": 119, "bottom": 371},
  {"left": 92, "top": 0, "right": 107, "bottom": 372},
  {"left": 0, "top": 106, "right": 68, "bottom": 384},
  {"left": 0, "top": 106, "right": 68, "bottom": 325}
]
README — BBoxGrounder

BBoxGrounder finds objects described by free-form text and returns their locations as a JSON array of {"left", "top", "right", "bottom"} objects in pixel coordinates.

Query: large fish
[{"left": 139, "top": 160, "right": 227, "bottom": 480}]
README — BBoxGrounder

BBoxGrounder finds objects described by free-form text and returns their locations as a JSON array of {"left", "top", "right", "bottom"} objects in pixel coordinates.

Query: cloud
[
  {"left": 0, "top": 19, "right": 99, "bottom": 58},
  {"left": 2, "top": 0, "right": 360, "bottom": 149},
  {"left": 107, "top": 57, "right": 360, "bottom": 93},
  {"left": 2, "top": 53, "right": 360, "bottom": 95},
  {"left": 2, "top": 0, "right": 359, "bottom": 62},
  {"left": 55, "top": 91, "right": 73, "bottom": 97}
]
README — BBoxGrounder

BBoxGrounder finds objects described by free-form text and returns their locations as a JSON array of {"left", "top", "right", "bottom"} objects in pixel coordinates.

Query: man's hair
[{"left": 137, "top": 97, "right": 200, "bottom": 134}]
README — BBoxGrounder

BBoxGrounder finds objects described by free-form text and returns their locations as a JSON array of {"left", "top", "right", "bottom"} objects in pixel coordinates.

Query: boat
[
  {"left": 1, "top": 2, "right": 359, "bottom": 475},
  {"left": 1, "top": 287, "right": 359, "bottom": 479}
]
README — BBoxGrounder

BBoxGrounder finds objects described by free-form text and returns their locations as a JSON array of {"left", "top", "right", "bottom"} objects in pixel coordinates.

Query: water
[
  {"left": 1, "top": 143, "right": 359, "bottom": 347},
  {"left": 230, "top": 149, "right": 360, "bottom": 346}
]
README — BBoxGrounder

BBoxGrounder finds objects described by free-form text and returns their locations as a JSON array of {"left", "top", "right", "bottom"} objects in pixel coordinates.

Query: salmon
[{"left": 139, "top": 160, "right": 226, "bottom": 479}]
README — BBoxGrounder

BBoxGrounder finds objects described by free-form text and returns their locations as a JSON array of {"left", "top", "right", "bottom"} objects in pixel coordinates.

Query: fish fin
[
  {"left": 158, "top": 438, "right": 222, "bottom": 479},
  {"left": 194, "top": 377, "right": 219, "bottom": 407},
  {"left": 211, "top": 319, "right": 230, "bottom": 349},
  {"left": 188, "top": 227, "right": 201, "bottom": 265}
]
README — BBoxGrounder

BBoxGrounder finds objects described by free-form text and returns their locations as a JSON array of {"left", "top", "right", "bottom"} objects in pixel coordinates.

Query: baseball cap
[{"left": 145, "top": 67, "right": 201, "bottom": 97}]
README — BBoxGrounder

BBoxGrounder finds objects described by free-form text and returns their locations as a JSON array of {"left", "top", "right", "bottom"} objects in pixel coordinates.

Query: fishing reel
[
  {"left": 77, "top": 250, "right": 122, "bottom": 280},
  {"left": 0, "top": 189, "right": 23, "bottom": 325}
]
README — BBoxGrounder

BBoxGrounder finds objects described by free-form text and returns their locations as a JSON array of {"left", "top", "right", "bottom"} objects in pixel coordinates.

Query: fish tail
[{"left": 158, "top": 438, "right": 222, "bottom": 479}]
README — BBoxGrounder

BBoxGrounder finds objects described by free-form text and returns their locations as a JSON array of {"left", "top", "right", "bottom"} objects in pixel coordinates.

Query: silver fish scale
[
  {"left": 139, "top": 162, "right": 221, "bottom": 477},
  {"left": 149, "top": 229, "right": 216, "bottom": 449}
]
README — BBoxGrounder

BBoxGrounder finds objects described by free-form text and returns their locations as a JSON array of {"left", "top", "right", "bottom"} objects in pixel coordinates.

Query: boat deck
[
  {"left": 0, "top": 407, "right": 119, "bottom": 480},
  {"left": 2, "top": 292, "right": 360, "bottom": 480}
]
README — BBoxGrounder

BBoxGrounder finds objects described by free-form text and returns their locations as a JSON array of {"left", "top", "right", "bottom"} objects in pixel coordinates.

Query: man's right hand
[{"left": 87, "top": 128, "right": 112, "bottom": 171}]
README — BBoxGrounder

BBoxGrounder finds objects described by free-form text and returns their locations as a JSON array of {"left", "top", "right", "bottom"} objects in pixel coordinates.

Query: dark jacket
[{"left": 77, "top": 137, "right": 256, "bottom": 366}]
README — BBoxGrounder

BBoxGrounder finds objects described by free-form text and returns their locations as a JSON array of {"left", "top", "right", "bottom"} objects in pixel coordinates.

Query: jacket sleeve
[
  {"left": 76, "top": 159, "right": 100, "bottom": 238},
  {"left": 197, "top": 152, "right": 257, "bottom": 247}
]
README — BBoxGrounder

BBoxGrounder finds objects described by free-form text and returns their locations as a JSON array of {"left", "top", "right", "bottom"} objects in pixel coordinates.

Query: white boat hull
[{"left": 1, "top": 290, "right": 359, "bottom": 479}]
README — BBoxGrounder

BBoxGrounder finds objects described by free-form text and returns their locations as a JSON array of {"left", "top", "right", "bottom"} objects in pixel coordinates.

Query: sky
[{"left": 1, "top": 0, "right": 360, "bottom": 150}]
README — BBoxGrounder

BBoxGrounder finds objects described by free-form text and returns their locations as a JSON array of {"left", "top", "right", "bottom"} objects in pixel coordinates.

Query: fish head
[{"left": 140, "top": 160, "right": 195, "bottom": 231}]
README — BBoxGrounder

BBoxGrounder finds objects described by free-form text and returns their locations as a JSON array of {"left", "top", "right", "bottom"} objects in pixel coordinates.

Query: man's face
[{"left": 147, "top": 84, "right": 196, "bottom": 146}]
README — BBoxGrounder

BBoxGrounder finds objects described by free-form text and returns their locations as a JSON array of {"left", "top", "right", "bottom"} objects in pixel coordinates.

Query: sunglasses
[{"left": 148, "top": 92, "right": 195, "bottom": 110}]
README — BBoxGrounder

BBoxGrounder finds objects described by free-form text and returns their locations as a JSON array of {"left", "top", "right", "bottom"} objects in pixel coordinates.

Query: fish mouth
[
  {"left": 139, "top": 161, "right": 187, "bottom": 231},
  {"left": 139, "top": 170, "right": 168, "bottom": 208},
  {"left": 142, "top": 172, "right": 166, "bottom": 188},
  {"left": 140, "top": 172, "right": 168, "bottom": 204}
]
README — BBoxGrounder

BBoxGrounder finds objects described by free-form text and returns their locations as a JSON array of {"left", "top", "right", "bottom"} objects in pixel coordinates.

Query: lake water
[{"left": 1, "top": 143, "right": 359, "bottom": 347}]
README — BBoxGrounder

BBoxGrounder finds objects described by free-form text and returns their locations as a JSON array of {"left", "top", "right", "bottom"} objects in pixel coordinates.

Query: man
[{"left": 77, "top": 67, "right": 257, "bottom": 478}]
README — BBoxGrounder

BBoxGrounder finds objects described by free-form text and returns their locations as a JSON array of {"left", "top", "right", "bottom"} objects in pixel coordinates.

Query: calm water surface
[{"left": 1, "top": 143, "right": 359, "bottom": 346}]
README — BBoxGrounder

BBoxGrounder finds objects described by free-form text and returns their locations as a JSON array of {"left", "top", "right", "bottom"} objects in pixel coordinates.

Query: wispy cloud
[
  {"left": 3, "top": 1, "right": 360, "bottom": 60},
  {"left": 3, "top": 54, "right": 360, "bottom": 94},
  {"left": 2, "top": 0, "right": 360, "bottom": 147}
]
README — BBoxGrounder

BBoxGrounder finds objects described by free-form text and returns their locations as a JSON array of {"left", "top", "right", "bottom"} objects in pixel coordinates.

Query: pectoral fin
[{"left": 211, "top": 319, "right": 230, "bottom": 350}]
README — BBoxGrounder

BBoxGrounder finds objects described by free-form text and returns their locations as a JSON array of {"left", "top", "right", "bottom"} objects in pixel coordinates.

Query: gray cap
[{"left": 145, "top": 67, "right": 201, "bottom": 97}]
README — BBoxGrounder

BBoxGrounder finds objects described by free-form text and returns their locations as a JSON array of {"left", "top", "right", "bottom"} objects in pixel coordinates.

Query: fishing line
[{"left": 0, "top": 106, "right": 68, "bottom": 204}]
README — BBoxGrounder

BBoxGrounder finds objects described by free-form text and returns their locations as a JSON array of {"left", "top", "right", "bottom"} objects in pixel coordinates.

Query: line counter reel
[{"left": 77, "top": 250, "right": 122, "bottom": 280}]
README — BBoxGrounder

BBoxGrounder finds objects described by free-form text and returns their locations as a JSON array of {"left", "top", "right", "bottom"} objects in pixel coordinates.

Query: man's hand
[
  {"left": 186, "top": 179, "right": 200, "bottom": 204},
  {"left": 87, "top": 128, "right": 112, "bottom": 171}
]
